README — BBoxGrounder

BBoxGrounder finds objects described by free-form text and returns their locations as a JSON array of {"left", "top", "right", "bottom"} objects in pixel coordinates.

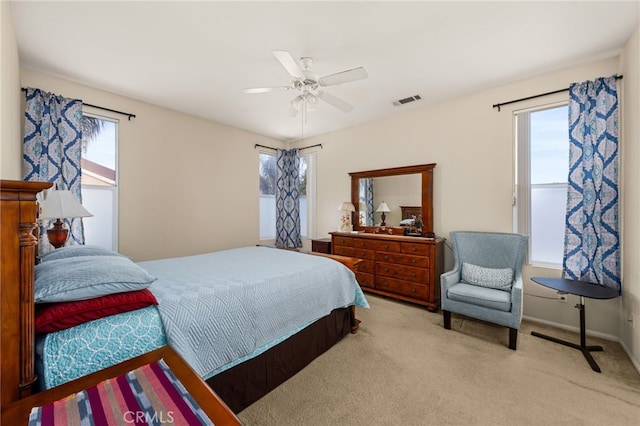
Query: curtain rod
[
  {"left": 492, "top": 75, "right": 623, "bottom": 111},
  {"left": 21, "top": 88, "right": 136, "bottom": 120},
  {"left": 254, "top": 143, "right": 323, "bottom": 151}
]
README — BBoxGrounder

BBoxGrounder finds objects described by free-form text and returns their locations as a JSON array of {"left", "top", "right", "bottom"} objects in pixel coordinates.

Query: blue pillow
[
  {"left": 460, "top": 262, "right": 513, "bottom": 291},
  {"left": 41, "top": 245, "right": 124, "bottom": 262},
  {"left": 35, "top": 256, "right": 156, "bottom": 303}
]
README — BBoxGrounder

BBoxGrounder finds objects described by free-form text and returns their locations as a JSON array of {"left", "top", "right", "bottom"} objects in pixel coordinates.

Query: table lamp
[
  {"left": 338, "top": 201, "right": 356, "bottom": 232},
  {"left": 38, "top": 189, "right": 93, "bottom": 248},
  {"left": 376, "top": 202, "right": 391, "bottom": 227}
]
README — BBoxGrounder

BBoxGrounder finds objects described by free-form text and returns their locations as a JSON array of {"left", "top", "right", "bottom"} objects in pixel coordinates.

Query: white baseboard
[{"left": 523, "top": 315, "right": 640, "bottom": 375}]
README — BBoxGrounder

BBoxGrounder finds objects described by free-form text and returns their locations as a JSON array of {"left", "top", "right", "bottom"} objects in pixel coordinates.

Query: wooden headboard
[
  {"left": 400, "top": 206, "right": 421, "bottom": 220},
  {"left": 1, "top": 180, "right": 51, "bottom": 411}
]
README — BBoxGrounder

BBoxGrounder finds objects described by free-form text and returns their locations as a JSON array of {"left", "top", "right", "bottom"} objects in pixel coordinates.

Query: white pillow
[{"left": 460, "top": 262, "right": 513, "bottom": 291}]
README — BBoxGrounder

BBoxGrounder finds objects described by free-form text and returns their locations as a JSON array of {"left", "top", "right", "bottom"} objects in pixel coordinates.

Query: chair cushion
[
  {"left": 447, "top": 283, "right": 512, "bottom": 312},
  {"left": 461, "top": 262, "right": 513, "bottom": 291}
]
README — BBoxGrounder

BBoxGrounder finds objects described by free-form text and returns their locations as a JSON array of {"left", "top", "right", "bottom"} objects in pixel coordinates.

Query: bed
[{"left": 0, "top": 179, "right": 367, "bottom": 415}]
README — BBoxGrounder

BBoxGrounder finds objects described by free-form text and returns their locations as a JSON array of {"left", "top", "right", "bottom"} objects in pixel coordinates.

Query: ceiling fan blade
[
  {"left": 319, "top": 67, "right": 368, "bottom": 87},
  {"left": 319, "top": 92, "right": 354, "bottom": 113},
  {"left": 242, "top": 86, "right": 291, "bottom": 94},
  {"left": 273, "top": 50, "right": 304, "bottom": 79}
]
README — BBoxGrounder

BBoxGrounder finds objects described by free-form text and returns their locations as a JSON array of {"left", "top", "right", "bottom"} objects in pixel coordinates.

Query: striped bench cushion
[{"left": 28, "top": 359, "right": 213, "bottom": 425}]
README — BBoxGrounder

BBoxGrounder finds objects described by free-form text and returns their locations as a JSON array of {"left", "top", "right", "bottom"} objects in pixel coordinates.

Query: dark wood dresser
[{"left": 330, "top": 232, "right": 444, "bottom": 311}]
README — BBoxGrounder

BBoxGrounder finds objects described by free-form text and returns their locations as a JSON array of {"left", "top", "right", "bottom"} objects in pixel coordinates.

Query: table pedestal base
[
  {"left": 530, "top": 331, "right": 603, "bottom": 372},
  {"left": 531, "top": 296, "right": 604, "bottom": 373}
]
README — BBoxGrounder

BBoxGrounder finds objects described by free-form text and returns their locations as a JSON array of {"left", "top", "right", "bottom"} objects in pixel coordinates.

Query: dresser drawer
[
  {"left": 376, "top": 252, "right": 429, "bottom": 268},
  {"left": 351, "top": 248, "right": 375, "bottom": 260},
  {"left": 376, "top": 262, "right": 428, "bottom": 283},
  {"left": 371, "top": 240, "right": 401, "bottom": 253},
  {"left": 333, "top": 236, "right": 353, "bottom": 247},
  {"left": 357, "top": 259, "right": 375, "bottom": 274},
  {"left": 356, "top": 272, "right": 374, "bottom": 288},
  {"left": 375, "top": 276, "right": 428, "bottom": 299},
  {"left": 333, "top": 246, "right": 354, "bottom": 257},
  {"left": 401, "top": 242, "right": 431, "bottom": 256},
  {"left": 351, "top": 238, "right": 377, "bottom": 250}
]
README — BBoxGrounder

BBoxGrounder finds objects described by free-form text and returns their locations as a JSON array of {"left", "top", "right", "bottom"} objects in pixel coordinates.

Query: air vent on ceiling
[{"left": 392, "top": 94, "right": 422, "bottom": 106}]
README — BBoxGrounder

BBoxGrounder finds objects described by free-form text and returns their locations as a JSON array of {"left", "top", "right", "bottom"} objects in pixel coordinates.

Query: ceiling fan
[{"left": 243, "top": 50, "right": 368, "bottom": 117}]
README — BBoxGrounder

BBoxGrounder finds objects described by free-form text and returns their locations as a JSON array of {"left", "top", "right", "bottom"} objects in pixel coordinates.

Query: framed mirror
[{"left": 349, "top": 164, "right": 436, "bottom": 236}]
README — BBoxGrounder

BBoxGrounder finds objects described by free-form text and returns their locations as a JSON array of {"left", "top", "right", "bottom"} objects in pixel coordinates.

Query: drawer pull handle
[
  {"left": 412, "top": 273, "right": 416, "bottom": 277},
  {"left": 411, "top": 259, "right": 416, "bottom": 264},
  {"left": 384, "top": 244, "right": 389, "bottom": 249},
  {"left": 384, "top": 268, "right": 389, "bottom": 272},
  {"left": 412, "top": 248, "right": 417, "bottom": 252},
  {"left": 384, "top": 256, "right": 389, "bottom": 260},
  {"left": 412, "top": 288, "right": 416, "bottom": 293}
]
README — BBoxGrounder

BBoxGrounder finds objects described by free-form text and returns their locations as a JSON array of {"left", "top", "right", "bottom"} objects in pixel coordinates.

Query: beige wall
[
  {"left": 0, "top": 1, "right": 22, "bottom": 179},
  {"left": 620, "top": 25, "right": 640, "bottom": 370},
  {"left": 18, "top": 68, "right": 283, "bottom": 261}
]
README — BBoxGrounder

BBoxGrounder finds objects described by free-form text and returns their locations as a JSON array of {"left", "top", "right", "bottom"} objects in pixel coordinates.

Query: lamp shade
[
  {"left": 338, "top": 202, "right": 355, "bottom": 212},
  {"left": 376, "top": 202, "right": 391, "bottom": 213},
  {"left": 39, "top": 189, "right": 93, "bottom": 220}
]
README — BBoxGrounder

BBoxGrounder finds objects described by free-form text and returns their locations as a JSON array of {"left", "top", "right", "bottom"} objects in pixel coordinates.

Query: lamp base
[{"left": 47, "top": 219, "right": 69, "bottom": 249}]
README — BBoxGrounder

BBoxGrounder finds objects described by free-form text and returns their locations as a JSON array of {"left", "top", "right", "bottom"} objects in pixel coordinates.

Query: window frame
[
  {"left": 258, "top": 150, "right": 316, "bottom": 241},
  {"left": 513, "top": 101, "right": 569, "bottom": 268},
  {"left": 80, "top": 111, "right": 119, "bottom": 251}
]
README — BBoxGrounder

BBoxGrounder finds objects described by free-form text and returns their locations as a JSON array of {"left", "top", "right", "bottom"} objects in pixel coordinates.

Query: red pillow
[{"left": 35, "top": 289, "right": 158, "bottom": 334}]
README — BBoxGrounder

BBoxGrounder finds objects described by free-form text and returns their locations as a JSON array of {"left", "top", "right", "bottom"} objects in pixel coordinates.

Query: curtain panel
[
  {"left": 275, "top": 149, "right": 301, "bottom": 248},
  {"left": 359, "top": 178, "right": 374, "bottom": 226},
  {"left": 23, "top": 88, "right": 85, "bottom": 253},
  {"left": 563, "top": 76, "right": 621, "bottom": 292}
]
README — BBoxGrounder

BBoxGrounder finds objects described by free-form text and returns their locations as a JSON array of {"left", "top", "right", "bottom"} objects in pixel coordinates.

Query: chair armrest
[
  {"left": 441, "top": 268, "right": 461, "bottom": 294},
  {"left": 511, "top": 272, "right": 524, "bottom": 319}
]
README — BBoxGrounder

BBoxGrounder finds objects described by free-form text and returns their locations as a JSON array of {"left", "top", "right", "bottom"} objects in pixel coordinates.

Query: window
[
  {"left": 80, "top": 114, "right": 118, "bottom": 251},
  {"left": 259, "top": 151, "right": 315, "bottom": 240},
  {"left": 514, "top": 104, "right": 569, "bottom": 267}
]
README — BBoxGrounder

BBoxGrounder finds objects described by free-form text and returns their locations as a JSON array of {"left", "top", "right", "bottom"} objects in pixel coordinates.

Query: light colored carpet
[{"left": 237, "top": 295, "right": 640, "bottom": 426}]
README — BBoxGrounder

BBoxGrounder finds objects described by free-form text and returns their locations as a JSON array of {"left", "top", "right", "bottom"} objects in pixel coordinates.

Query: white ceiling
[{"left": 11, "top": 1, "right": 640, "bottom": 142}]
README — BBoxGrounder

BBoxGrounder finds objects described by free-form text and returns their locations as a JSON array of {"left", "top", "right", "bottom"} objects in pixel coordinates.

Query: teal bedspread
[{"left": 140, "top": 246, "right": 368, "bottom": 379}]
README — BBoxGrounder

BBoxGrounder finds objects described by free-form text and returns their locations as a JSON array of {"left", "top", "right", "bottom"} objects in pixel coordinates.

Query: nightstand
[{"left": 312, "top": 238, "right": 332, "bottom": 254}]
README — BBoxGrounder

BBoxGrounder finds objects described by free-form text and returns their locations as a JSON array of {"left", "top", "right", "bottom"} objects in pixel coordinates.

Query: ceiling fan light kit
[{"left": 244, "top": 50, "right": 368, "bottom": 118}]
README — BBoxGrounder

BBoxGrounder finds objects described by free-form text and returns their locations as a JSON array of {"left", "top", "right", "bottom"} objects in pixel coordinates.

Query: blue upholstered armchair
[{"left": 441, "top": 231, "right": 528, "bottom": 350}]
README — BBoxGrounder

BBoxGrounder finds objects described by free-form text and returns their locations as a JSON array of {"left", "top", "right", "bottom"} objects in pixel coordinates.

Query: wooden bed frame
[{"left": 0, "top": 179, "right": 361, "bottom": 415}]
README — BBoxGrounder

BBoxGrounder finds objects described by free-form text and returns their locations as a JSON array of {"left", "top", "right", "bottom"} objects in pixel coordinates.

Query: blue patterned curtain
[
  {"left": 563, "top": 76, "right": 620, "bottom": 292},
  {"left": 359, "top": 178, "right": 374, "bottom": 226},
  {"left": 275, "top": 148, "right": 301, "bottom": 248},
  {"left": 23, "top": 88, "right": 85, "bottom": 253}
]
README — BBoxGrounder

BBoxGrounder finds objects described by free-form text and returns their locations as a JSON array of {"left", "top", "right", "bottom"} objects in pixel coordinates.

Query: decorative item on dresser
[
  {"left": 331, "top": 232, "right": 444, "bottom": 311},
  {"left": 375, "top": 201, "right": 391, "bottom": 227},
  {"left": 338, "top": 201, "right": 356, "bottom": 232}
]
